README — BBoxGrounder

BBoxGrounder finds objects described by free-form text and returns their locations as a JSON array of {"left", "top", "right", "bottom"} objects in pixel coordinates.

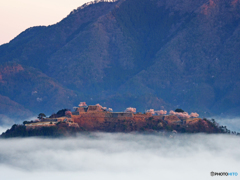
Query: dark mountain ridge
[{"left": 0, "top": 0, "right": 240, "bottom": 123}]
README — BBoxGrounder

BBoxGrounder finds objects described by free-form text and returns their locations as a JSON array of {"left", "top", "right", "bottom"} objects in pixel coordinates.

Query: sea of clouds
[
  {"left": 211, "top": 117, "right": 240, "bottom": 132},
  {"left": 0, "top": 132, "right": 239, "bottom": 180}
]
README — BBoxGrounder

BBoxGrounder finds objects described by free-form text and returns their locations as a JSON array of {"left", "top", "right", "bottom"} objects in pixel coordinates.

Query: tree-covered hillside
[{"left": 0, "top": 0, "right": 240, "bottom": 123}]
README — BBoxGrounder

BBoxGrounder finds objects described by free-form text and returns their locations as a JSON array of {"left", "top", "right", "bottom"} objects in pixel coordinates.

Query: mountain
[{"left": 0, "top": 0, "right": 240, "bottom": 123}]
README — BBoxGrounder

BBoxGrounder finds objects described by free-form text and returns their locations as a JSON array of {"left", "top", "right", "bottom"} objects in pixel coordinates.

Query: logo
[{"left": 211, "top": 171, "right": 238, "bottom": 177}]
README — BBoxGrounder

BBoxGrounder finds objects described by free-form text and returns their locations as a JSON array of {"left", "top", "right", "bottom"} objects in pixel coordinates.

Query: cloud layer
[
  {"left": 212, "top": 117, "right": 240, "bottom": 132},
  {"left": 0, "top": 132, "right": 239, "bottom": 180}
]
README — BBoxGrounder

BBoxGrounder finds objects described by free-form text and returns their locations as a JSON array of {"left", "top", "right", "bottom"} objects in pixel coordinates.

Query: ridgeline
[{"left": 1, "top": 0, "right": 240, "bottom": 124}]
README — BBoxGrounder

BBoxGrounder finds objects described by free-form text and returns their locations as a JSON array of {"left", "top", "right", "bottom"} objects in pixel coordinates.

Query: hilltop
[
  {"left": 1, "top": 103, "right": 235, "bottom": 138},
  {"left": 1, "top": 0, "right": 240, "bottom": 123}
]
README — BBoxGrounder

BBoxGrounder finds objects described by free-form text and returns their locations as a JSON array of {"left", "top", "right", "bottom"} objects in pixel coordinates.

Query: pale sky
[{"left": 0, "top": 0, "right": 91, "bottom": 45}]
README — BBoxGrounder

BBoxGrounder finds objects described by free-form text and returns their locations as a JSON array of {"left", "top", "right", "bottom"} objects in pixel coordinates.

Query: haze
[
  {"left": 0, "top": 132, "right": 239, "bottom": 180},
  {"left": 0, "top": 0, "right": 91, "bottom": 45}
]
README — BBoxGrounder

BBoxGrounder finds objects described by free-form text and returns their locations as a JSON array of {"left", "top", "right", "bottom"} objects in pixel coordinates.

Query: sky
[
  {"left": 0, "top": 0, "right": 92, "bottom": 45},
  {"left": 0, "top": 133, "right": 239, "bottom": 180}
]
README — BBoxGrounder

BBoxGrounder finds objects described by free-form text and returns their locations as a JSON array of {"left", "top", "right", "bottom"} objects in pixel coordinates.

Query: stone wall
[
  {"left": 87, "top": 105, "right": 103, "bottom": 112},
  {"left": 105, "top": 112, "right": 133, "bottom": 118}
]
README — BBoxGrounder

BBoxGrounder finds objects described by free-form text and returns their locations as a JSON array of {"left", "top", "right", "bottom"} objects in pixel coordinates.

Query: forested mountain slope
[{"left": 0, "top": 0, "right": 240, "bottom": 123}]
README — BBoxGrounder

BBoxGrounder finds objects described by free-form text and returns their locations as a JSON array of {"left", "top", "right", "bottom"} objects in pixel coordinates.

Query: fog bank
[
  {"left": 212, "top": 117, "right": 240, "bottom": 132},
  {"left": 0, "top": 133, "right": 239, "bottom": 180},
  {"left": 0, "top": 126, "right": 11, "bottom": 134}
]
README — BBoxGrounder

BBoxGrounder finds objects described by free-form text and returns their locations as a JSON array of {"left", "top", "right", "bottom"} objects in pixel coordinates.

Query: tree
[
  {"left": 49, "top": 113, "right": 57, "bottom": 118},
  {"left": 175, "top": 108, "right": 184, "bottom": 113},
  {"left": 56, "top": 109, "right": 69, "bottom": 117},
  {"left": 38, "top": 113, "right": 46, "bottom": 120},
  {"left": 23, "top": 121, "right": 31, "bottom": 125}
]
